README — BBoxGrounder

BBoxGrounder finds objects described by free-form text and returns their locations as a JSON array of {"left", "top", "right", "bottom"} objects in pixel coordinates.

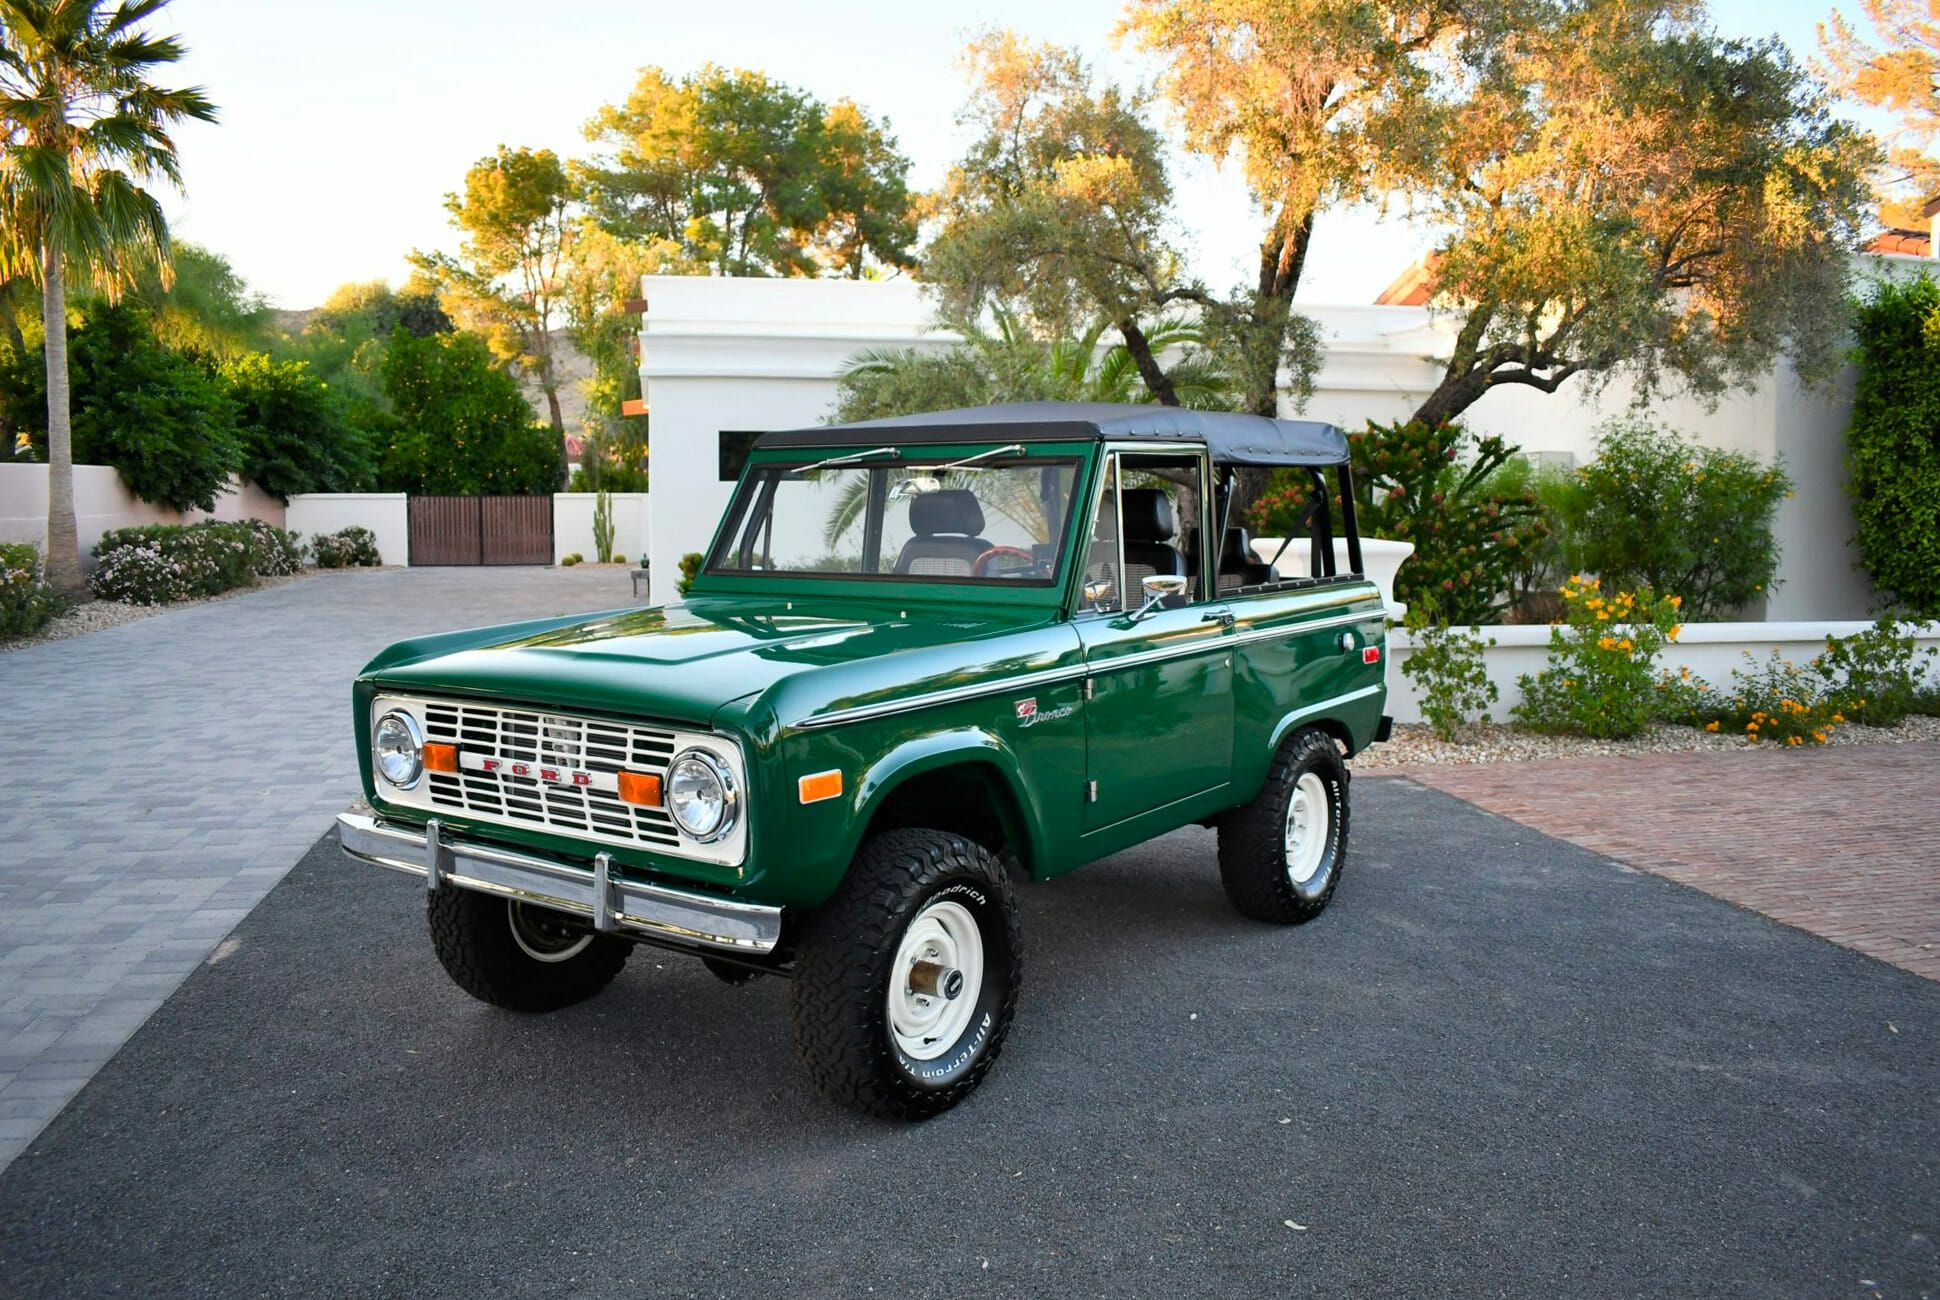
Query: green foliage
[
  {"left": 1846, "top": 274, "right": 1940, "bottom": 617},
  {"left": 277, "top": 279, "right": 451, "bottom": 416},
  {"left": 376, "top": 329, "right": 562, "bottom": 495},
  {"left": 310, "top": 526, "right": 382, "bottom": 569},
  {"left": 0, "top": 303, "right": 241, "bottom": 511},
  {"left": 833, "top": 314, "right": 1235, "bottom": 424},
  {"left": 1398, "top": 605, "right": 1498, "bottom": 741},
  {"left": 0, "top": 542, "right": 65, "bottom": 637},
  {"left": 1814, "top": 618, "right": 1939, "bottom": 728},
  {"left": 569, "top": 423, "right": 650, "bottom": 491},
  {"left": 1247, "top": 421, "right": 1547, "bottom": 625},
  {"left": 1680, "top": 653, "right": 1843, "bottom": 746},
  {"left": 560, "top": 552, "right": 582, "bottom": 567},
  {"left": 90, "top": 520, "right": 301, "bottom": 604},
  {"left": 221, "top": 353, "right": 371, "bottom": 500},
  {"left": 1563, "top": 422, "right": 1789, "bottom": 620},
  {"left": 592, "top": 490, "right": 614, "bottom": 564},
  {"left": 129, "top": 244, "right": 277, "bottom": 359},
  {"left": 1514, "top": 577, "right": 1683, "bottom": 739},
  {"left": 676, "top": 552, "right": 703, "bottom": 597},
  {"left": 578, "top": 65, "right": 916, "bottom": 277}
]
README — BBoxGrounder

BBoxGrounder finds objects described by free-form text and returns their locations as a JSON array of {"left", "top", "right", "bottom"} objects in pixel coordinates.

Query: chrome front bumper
[{"left": 336, "top": 812, "right": 783, "bottom": 955}]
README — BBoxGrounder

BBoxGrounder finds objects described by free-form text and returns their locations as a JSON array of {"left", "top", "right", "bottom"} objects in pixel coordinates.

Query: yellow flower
[
  {"left": 1669, "top": 596, "right": 1682, "bottom": 608},
  {"left": 1596, "top": 610, "right": 1610, "bottom": 621},
  {"left": 1618, "top": 638, "right": 1633, "bottom": 652},
  {"left": 1669, "top": 624, "right": 1682, "bottom": 639},
  {"left": 1704, "top": 720, "right": 1720, "bottom": 732},
  {"left": 1831, "top": 713, "right": 1845, "bottom": 723}
]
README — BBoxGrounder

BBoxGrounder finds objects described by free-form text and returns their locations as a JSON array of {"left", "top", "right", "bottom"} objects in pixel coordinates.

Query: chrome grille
[{"left": 419, "top": 700, "right": 682, "bottom": 849}]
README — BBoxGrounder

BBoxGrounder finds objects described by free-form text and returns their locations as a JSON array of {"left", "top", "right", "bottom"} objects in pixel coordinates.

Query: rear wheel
[
  {"left": 789, "top": 829, "right": 1022, "bottom": 1120},
  {"left": 427, "top": 890, "right": 631, "bottom": 1012},
  {"left": 1218, "top": 727, "right": 1350, "bottom": 924}
]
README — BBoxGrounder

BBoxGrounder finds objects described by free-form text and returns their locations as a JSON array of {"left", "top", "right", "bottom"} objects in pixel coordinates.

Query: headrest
[
  {"left": 1120, "top": 488, "right": 1174, "bottom": 542},
  {"left": 909, "top": 489, "right": 985, "bottom": 537},
  {"left": 1219, "top": 526, "right": 1254, "bottom": 565}
]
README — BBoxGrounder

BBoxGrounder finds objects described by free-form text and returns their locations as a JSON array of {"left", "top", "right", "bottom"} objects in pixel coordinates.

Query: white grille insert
[{"left": 370, "top": 693, "right": 746, "bottom": 867}]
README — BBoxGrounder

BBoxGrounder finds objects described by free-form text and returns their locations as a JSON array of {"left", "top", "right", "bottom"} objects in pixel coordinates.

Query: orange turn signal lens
[
  {"left": 617, "top": 771, "right": 663, "bottom": 806},
  {"left": 423, "top": 742, "right": 459, "bottom": 774},
  {"left": 798, "top": 769, "right": 844, "bottom": 804}
]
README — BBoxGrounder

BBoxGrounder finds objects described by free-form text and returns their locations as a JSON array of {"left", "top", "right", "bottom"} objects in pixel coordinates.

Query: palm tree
[{"left": 0, "top": 0, "right": 216, "bottom": 595}]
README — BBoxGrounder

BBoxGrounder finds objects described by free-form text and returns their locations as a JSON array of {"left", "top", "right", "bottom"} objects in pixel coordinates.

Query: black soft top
[{"left": 756, "top": 401, "right": 1348, "bottom": 467}]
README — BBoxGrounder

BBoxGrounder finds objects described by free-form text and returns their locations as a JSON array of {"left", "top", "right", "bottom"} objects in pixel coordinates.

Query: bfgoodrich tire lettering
[
  {"left": 427, "top": 890, "right": 631, "bottom": 1012},
  {"left": 1218, "top": 726, "right": 1350, "bottom": 924},
  {"left": 789, "top": 829, "right": 1022, "bottom": 1120}
]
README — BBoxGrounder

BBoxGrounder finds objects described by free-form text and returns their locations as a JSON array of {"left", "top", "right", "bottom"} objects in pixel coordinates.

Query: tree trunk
[
  {"left": 40, "top": 247, "right": 84, "bottom": 598},
  {"left": 1116, "top": 318, "right": 1181, "bottom": 407},
  {"left": 1410, "top": 368, "right": 1491, "bottom": 429}
]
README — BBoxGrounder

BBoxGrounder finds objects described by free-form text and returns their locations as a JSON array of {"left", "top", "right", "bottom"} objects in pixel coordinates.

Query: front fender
[{"left": 845, "top": 729, "right": 1049, "bottom": 874}]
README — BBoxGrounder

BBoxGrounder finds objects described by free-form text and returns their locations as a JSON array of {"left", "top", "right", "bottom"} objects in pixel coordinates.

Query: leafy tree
[
  {"left": 414, "top": 146, "right": 574, "bottom": 437},
  {"left": 377, "top": 328, "right": 561, "bottom": 495},
  {"left": 557, "top": 223, "right": 676, "bottom": 446},
  {"left": 1846, "top": 273, "right": 1940, "bottom": 616},
  {"left": 1121, "top": 0, "right": 1483, "bottom": 419},
  {"left": 1403, "top": 5, "right": 1876, "bottom": 427},
  {"left": 0, "top": 0, "right": 218, "bottom": 593},
  {"left": 278, "top": 278, "right": 450, "bottom": 415},
  {"left": 0, "top": 301, "right": 240, "bottom": 511},
  {"left": 833, "top": 313, "right": 1236, "bottom": 424},
  {"left": 577, "top": 65, "right": 916, "bottom": 277},
  {"left": 1819, "top": 0, "right": 1940, "bottom": 228},
  {"left": 925, "top": 33, "right": 1235, "bottom": 409},
  {"left": 128, "top": 242, "right": 273, "bottom": 358},
  {"left": 222, "top": 352, "right": 371, "bottom": 499}
]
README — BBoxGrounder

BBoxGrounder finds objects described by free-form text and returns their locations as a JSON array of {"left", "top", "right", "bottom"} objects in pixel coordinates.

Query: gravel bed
[
  {"left": 1361, "top": 713, "right": 1940, "bottom": 769},
  {"left": 0, "top": 568, "right": 355, "bottom": 654}
]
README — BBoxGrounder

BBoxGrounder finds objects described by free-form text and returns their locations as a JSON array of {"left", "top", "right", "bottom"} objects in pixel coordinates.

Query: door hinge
[
  {"left": 1086, "top": 779, "right": 1098, "bottom": 803},
  {"left": 1082, "top": 678, "right": 1094, "bottom": 701}
]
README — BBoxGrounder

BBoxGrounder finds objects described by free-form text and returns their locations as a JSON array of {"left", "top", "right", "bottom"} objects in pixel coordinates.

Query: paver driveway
[{"left": 0, "top": 567, "right": 642, "bottom": 1168}]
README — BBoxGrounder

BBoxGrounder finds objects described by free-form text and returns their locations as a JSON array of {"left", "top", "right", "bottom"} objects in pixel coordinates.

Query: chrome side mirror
[{"left": 1131, "top": 575, "right": 1188, "bottom": 621}]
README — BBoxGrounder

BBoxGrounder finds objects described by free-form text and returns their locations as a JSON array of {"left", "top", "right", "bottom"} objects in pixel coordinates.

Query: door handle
[{"left": 1202, "top": 610, "right": 1236, "bottom": 630}]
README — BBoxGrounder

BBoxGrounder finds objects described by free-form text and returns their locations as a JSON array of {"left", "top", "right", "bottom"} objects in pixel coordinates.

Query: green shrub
[
  {"left": 1561, "top": 421, "right": 1790, "bottom": 620},
  {"left": 0, "top": 542, "right": 66, "bottom": 637},
  {"left": 612, "top": 553, "right": 627, "bottom": 565},
  {"left": 1398, "top": 604, "right": 1497, "bottom": 741},
  {"left": 676, "top": 551, "right": 704, "bottom": 597},
  {"left": 1701, "top": 653, "right": 1843, "bottom": 746},
  {"left": 310, "top": 526, "right": 382, "bottom": 569},
  {"left": 1248, "top": 421, "right": 1548, "bottom": 625},
  {"left": 222, "top": 352, "right": 372, "bottom": 499},
  {"left": 1513, "top": 576, "right": 1683, "bottom": 739},
  {"left": 1814, "top": 618, "right": 1939, "bottom": 727},
  {"left": 1847, "top": 275, "right": 1940, "bottom": 617},
  {"left": 560, "top": 552, "right": 582, "bottom": 567},
  {"left": 88, "top": 520, "right": 297, "bottom": 604},
  {"left": 375, "top": 329, "right": 563, "bottom": 495}
]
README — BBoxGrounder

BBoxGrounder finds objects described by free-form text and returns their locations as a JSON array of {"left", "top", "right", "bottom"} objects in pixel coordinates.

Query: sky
[{"left": 159, "top": 0, "right": 1861, "bottom": 311}]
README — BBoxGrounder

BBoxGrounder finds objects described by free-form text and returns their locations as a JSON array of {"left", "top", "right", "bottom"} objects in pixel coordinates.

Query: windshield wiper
[
  {"left": 935, "top": 444, "right": 1026, "bottom": 473},
  {"left": 796, "top": 446, "right": 901, "bottom": 475}
]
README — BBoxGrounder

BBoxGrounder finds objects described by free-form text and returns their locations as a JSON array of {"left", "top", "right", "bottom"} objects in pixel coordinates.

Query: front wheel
[
  {"left": 1217, "top": 727, "right": 1350, "bottom": 924},
  {"left": 427, "top": 890, "right": 632, "bottom": 1012},
  {"left": 789, "top": 829, "right": 1022, "bottom": 1120}
]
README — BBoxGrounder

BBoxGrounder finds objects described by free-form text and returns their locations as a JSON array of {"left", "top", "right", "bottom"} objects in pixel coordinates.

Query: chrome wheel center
[
  {"left": 508, "top": 900, "right": 595, "bottom": 963},
  {"left": 887, "top": 899, "right": 985, "bottom": 1061},
  {"left": 1284, "top": 772, "right": 1330, "bottom": 886}
]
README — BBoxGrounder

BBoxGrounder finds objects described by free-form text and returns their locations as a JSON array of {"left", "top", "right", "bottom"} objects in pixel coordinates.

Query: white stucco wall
[
  {"left": 0, "top": 464, "right": 284, "bottom": 565},
  {"left": 283, "top": 493, "right": 409, "bottom": 566},
  {"left": 553, "top": 492, "right": 649, "bottom": 566},
  {"left": 639, "top": 270, "right": 1892, "bottom": 619}
]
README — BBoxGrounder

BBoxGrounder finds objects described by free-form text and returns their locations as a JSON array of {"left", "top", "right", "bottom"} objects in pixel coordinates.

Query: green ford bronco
[{"left": 339, "top": 402, "right": 1390, "bottom": 1118}]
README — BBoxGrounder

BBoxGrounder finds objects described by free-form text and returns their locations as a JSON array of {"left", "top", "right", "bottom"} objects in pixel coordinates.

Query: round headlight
[
  {"left": 666, "top": 748, "right": 737, "bottom": 842},
  {"left": 373, "top": 711, "right": 424, "bottom": 788}
]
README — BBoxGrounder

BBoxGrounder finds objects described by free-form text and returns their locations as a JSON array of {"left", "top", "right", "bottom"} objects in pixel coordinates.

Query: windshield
[{"left": 708, "top": 455, "right": 1082, "bottom": 585}]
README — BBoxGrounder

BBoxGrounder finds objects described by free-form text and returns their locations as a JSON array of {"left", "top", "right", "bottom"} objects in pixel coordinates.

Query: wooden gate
[{"left": 407, "top": 496, "right": 554, "bottom": 566}]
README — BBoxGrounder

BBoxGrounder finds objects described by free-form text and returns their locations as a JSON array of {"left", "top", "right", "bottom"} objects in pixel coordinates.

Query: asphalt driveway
[{"left": 2, "top": 778, "right": 1933, "bottom": 1298}]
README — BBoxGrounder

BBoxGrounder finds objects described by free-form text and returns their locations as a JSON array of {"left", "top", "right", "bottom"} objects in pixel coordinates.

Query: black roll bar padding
[
  {"left": 1337, "top": 462, "right": 1364, "bottom": 575},
  {"left": 1308, "top": 467, "right": 1336, "bottom": 577}
]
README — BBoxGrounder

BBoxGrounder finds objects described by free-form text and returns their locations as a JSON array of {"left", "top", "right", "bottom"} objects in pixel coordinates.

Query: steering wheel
[{"left": 972, "top": 545, "right": 1038, "bottom": 578}]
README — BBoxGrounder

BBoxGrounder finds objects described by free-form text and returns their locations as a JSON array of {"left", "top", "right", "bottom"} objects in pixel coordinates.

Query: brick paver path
[
  {"left": 0, "top": 567, "right": 641, "bottom": 1170},
  {"left": 1394, "top": 743, "right": 1940, "bottom": 982}
]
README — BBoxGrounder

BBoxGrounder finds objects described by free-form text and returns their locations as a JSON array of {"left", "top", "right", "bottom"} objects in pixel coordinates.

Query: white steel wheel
[
  {"left": 507, "top": 900, "right": 596, "bottom": 963},
  {"left": 1284, "top": 772, "right": 1331, "bottom": 885},
  {"left": 887, "top": 899, "right": 985, "bottom": 1061}
]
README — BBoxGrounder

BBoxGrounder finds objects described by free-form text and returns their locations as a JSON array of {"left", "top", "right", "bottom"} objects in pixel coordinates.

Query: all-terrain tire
[
  {"left": 1217, "top": 726, "right": 1350, "bottom": 924},
  {"left": 427, "top": 889, "right": 631, "bottom": 1012},
  {"left": 789, "top": 829, "right": 1022, "bottom": 1120}
]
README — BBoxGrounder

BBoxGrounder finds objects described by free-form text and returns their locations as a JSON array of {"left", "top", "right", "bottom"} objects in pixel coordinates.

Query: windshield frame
[{"left": 699, "top": 442, "right": 1093, "bottom": 598}]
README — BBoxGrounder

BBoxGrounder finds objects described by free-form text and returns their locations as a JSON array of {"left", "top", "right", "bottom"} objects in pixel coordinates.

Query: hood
[{"left": 363, "top": 595, "right": 1059, "bottom": 728}]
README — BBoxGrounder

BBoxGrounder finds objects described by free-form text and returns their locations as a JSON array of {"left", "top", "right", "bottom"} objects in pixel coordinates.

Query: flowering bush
[
  {"left": 1814, "top": 618, "right": 1938, "bottom": 728},
  {"left": 0, "top": 542, "right": 65, "bottom": 636},
  {"left": 310, "top": 526, "right": 382, "bottom": 568},
  {"left": 89, "top": 520, "right": 305, "bottom": 604},
  {"left": 1695, "top": 653, "right": 1844, "bottom": 746},
  {"left": 1512, "top": 576, "right": 1683, "bottom": 738},
  {"left": 1398, "top": 605, "right": 1497, "bottom": 740}
]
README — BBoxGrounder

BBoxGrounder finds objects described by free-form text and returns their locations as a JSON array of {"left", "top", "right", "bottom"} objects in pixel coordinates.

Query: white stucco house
[{"left": 636, "top": 267, "right": 1899, "bottom": 621}]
